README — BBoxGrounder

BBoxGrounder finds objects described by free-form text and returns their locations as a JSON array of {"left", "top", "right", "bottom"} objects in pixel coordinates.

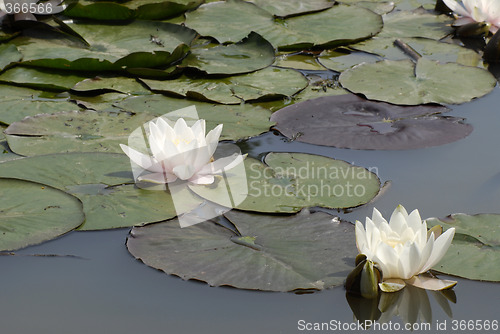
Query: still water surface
[{"left": 1, "top": 88, "right": 500, "bottom": 333}]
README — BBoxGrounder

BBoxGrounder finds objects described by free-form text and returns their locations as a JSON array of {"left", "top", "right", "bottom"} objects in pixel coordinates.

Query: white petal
[
  {"left": 119, "top": 144, "right": 163, "bottom": 172},
  {"left": 355, "top": 221, "right": 368, "bottom": 254},
  {"left": 371, "top": 207, "right": 387, "bottom": 226},
  {"left": 406, "top": 275, "right": 457, "bottom": 291},
  {"left": 389, "top": 211, "right": 408, "bottom": 235},
  {"left": 173, "top": 164, "right": 195, "bottom": 180},
  {"left": 189, "top": 174, "right": 215, "bottom": 185},
  {"left": 398, "top": 242, "right": 421, "bottom": 279},
  {"left": 372, "top": 242, "right": 400, "bottom": 278},
  {"left": 407, "top": 209, "right": 423, "bottom": 232},
  {"left": 443, "top": 0, "right": 473, "bottom": 17},
  {"left": 416, "top": 232, "right": 435, "bottom": 274},
  {"left": 420, "top": 228, "right": 455, "bottom": 273},
  {"left": 205, "top": 124, "right": 223, "bottom": 146}
]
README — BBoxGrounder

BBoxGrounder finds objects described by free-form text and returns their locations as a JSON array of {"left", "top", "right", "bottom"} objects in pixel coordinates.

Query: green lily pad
[
  {"left": 247, "top": 0, "right": 334, "bottom": 17},
  {"left": 0, "top": 178, "right": 84, "bottom": 251},
  {"left": 71, "top": 92, "right": 130, "bottom": 111},
  {"left": 352, "top": 37, "right": 481, "bottom": 66},
  {"left": 72, "top": 77, "right": 152, "bottom": 95},
  {"left": 0, "top": 125, "right": 22, "bottom": 163},
  {"left": 0, "top": 99, "right": 81, "bottom": 126},
  {"left": 378, "top": 10, "right": 453, "bottom": 39},
  {"left": 271, "top": 95, "right": 473, "bottom": 150},
  {"left": 0, "top": 67, "right": 88, "bottom": 91},
  {"left": 339, "top": 59, "right": 496, "bottom": 105},
  {"left": 14, "top": 21, "right": 195, "bottom": 71},
  {"left": 426, "top": 213, "right": 500, "bottom": 282},
  {"left": 189, "top": 152, "right": 381, "bottom": 213},
  {"left": 127, "top": 209, "right": 358, "bottom": 291},
  {"left": 0, "top": 153, "right": 198, "bottom": 230},
  {"left": 114, "top": 94, "right": 274, "bottom": 141},
  {"left": 0, "top": 44, "right": 22, "bottom": 72},
  {"left": 291, "top": 73, "right": 349, "bottom": 104},
  {"left": 4, "top": 110, "right": 168, "bottom": 156},
  {"left": 185, "top": 0, "right": 383, "bottom": 50},
  {"left": 339, "top": 0, "right": 435, "bottom": 11},
  {"left": 140, "top": 67, "right": 307, "bottom": 104},
  {"left": 182, "top": 32, "right": 275, "bottom": 75},
  {"left": 350, "top": 1, "right": 395, "bottom": 15},
  {"left": 64, "top": 0, "right": 203, "bottom": 20}
]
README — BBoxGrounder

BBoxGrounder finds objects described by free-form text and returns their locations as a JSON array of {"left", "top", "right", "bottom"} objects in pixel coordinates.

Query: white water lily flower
[
  {"left": 355, "top": 205, "right": 457, "bottom": 292},
  {"left": 443, "top": 0, "right": 500, "bottom": 34},
  {"left": 120, "top": 117, "right": 245, "bottom": 185}
]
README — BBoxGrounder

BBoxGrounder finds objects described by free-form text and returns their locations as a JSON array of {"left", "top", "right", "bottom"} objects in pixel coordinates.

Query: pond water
[{"left": 1, "top": 84, "right": 499, "bottom": 333}]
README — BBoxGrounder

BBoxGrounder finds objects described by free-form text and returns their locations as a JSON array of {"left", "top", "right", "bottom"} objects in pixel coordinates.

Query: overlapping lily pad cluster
[{"left": 0, "top": 0, "right": 499, "bottom": 295}]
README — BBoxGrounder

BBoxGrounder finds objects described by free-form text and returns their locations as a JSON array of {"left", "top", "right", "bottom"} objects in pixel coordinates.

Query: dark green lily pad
[
  {"left": 14, "top": 21, "right": 195, "bottom": 71},
  {"left": 0, "top": 153, "right": 198, "bottom": 230},
  {"left": 114, "top": 94, "right": 274, "bottom": 141},
  {"left": 291, "top": 73, "right": 349, "bottom": 104},
  {"left": 339, "top": 0, "right": 435, "bottom": 11},
  {"left": 64, "top": 0, "right": 203, "bottom": 20},
  {"left": 0, "top": 178, "right": 84, "bottom": 251},
  {"left": 140, "top": 67, "right": 307, "bottom": 104},
  {"left": 185, "top": 0, "right": 383, "bottom": 50},
  {"left": 352, "top": 37, "right": 481, "bottom": 66},
  {"left": 0, "top": 98, "right": 80, "bottom": 126},
  {"left": 247, "top": 0, "right": 334, "bottom": 17},
  {"left": 271, "top": 95, "right": 473, "bottom": 150},
  {"left": 339, "top": 59, "right": 496, "bottom": 105},
  {"left": 0, "top": 44, "right": 22, "bottom": 72},
  {"left": 189, "top": 152, "right": 380, "bottom": 212},
  {"left": 72, "top": 77, "right": 152, "bottom": 95},
  {"left": 427, "top": 213, "right": 500, "bottom": 282},
  {"left": 0, "top": 125, "right": 22, "bottom": 163},
  {"left": 0, "top": 67, "right": 87, "bottom": 91},
  {"left": 182, "top": 32, "right": 275, "bottom": 75},
  {"left": 70, "top": 92, "right": 130, "bottom": 111},
  {"left": 127, "top": 209, "right": 358, "bottom": 291}
]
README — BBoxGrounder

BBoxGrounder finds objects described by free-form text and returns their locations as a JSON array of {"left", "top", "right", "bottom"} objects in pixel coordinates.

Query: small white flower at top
[
  {"left": 443, "top": 0, "right": 500, "bottom": 34},
  {"left": 120, "top": 115, "right": 245, "bottom": 185},
  {"left": 355, "top": 205, "right": 457, "bottom": 293}
]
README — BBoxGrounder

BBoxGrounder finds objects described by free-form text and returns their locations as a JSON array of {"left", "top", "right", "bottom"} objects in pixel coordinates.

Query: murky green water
[{"left": 1, "top": 88, "right": 499, "bottom": 333}]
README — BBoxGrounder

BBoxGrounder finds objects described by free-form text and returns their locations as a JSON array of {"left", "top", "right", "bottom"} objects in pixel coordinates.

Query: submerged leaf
[{"left": 271, "top": 95, "right": 472, "bottom": 150}]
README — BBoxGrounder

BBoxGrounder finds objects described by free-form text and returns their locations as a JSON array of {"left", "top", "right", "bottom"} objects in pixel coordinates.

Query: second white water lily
[
  {"left": 120, "top": 108, "right": 245, "bottom": 185},
  {"left": 443, "top": 0, "right": 500, "bottom": 34},
  {"left": 355, "top": 205, "right": 457, "bottom": 292}
]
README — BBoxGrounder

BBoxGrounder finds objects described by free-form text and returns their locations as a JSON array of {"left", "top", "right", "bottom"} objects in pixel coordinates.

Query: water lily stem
[{"left": 394, "top": 39, "right": 422, "bottom": 62}]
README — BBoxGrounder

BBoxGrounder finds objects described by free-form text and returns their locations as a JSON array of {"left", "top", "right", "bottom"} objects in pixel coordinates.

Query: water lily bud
[
  {"left": 345, "top": 257, "right": 382, "bottom": 299},
  {"left": 485, "top": 29, "right": 500, "bottom": 63},
  {"left": 455, "top": 22, "right": 490, "bottom": 37}
]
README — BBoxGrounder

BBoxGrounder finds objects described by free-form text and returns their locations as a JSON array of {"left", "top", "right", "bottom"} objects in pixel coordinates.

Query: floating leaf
[
  {"left": 0, "top": 44, "right": 22, "bottom": 72},
  {"left": 339, "top": 59, "right": 496, "bottom": 105},
  {"left": 271, "top": 95, "right": 473, "bottom": 150},
  {"left": 0, "top": 153, "right": 197, "bottom": 230},
  {"left": 64, "top": 0, "right": 203, "bottom": 20},
  {"left": 247, "top": 0, "right": 334, "bottom": 17},
  {"left": 72, "top": 77, "right": 152, "bottom": 95},
  {"left": 0, "top": 67, "right": 87, "bottom": 91},
  {"left": 182, "top": 32, "right": 275, "bottom": 75},
  {"left": 0, "top": 178, "right": 84, "bottom": 251},
  {"left": 189, "top": 152, "right": 381, "bottom": 212},
  {"left": 352, "top": 37, "right": 481, "bottom": 66},
  {"left": 140, "top": 67, "right": 307, "bottom": 104},
  {"left": 4, "top": 110, "right": 169, "bottom": 156},
  {"left": 340, "top": 0, "right": 435, "bottom": 11},
  {"left": 114, "top": 94, "right": 274, "bottom": 141},
  {"left": 127, "top": 209, "right": 358, "bottom": 291},
  {"left": 185, "top": 0, "right": 383, "bottom": 49},
  {"left": 377, "top": 10, "right": 453, "bottom": 39},
  {"left": 427, "top": 213, "right": 500, "bottom": 282},
  {"left": 14, "top": 21, "right": 195, "bottom": 71},
  {"left": 0, "top": 98, "right": 80, "bottom": 126}
]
